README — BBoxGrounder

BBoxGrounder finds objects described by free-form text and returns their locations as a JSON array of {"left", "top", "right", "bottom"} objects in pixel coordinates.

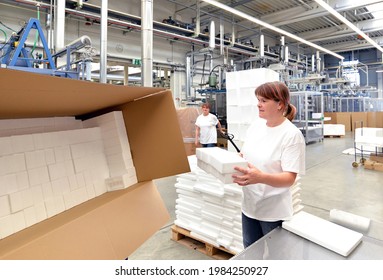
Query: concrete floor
[{"left": 129, "top": 132, "right": 383, "bottom": 260}]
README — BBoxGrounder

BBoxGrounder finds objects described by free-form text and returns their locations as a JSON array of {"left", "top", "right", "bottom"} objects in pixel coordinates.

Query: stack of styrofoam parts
[
  {"left": 174, "top": 155, "right": 244, "bottom": 254},
  {"left": 290, "top": 178, "right": 304, "bottom": 214},
  {"left": 195, "top": 147, "right": 248, "bottom": 184}
]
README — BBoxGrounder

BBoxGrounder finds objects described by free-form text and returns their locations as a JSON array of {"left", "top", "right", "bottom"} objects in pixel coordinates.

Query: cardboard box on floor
[{"left": 0, "top": 68, "right": 190, "bottom": 259}]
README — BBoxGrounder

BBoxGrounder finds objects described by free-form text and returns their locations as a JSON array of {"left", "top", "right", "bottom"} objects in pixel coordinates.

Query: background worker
[{"left": 195, "top": 102, "right": 224, "bottom": 148}]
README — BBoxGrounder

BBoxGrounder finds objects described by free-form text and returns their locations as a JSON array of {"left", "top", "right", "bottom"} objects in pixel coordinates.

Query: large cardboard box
[
  {"left": 0, "top": 69, "right": 190, "bottom": 259},
  {"left": 351, "top": 112, "right": 368, "bottom": 131},
  {"left": 324, "top": 112, "right": 351, "bottom": 131},
  {"left": 367, "top": 112, "right": 383, "bottom": 128}
]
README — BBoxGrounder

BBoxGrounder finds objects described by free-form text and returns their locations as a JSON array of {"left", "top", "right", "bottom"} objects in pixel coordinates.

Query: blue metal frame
[{"left": 7, "top": 18, "right": 56, "bottom": 69}]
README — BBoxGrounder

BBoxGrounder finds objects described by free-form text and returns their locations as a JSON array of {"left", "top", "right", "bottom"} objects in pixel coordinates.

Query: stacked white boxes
[
  {"left": 0, "top": 111, "right": 137, "bottom": 239},
  {"left": 226, "top": 68, "right": 279, "bottom": 152},
  {"left": 174, "top": 149, "right": 246, "bottom": 255},
  {"left": 83, "top": 111, "right": 137, "bottom": 191}
]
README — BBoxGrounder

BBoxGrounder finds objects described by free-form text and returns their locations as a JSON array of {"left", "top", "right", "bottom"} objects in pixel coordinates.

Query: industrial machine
[{"left": 0, "top": 18, "right": 93, "bottom": 79}]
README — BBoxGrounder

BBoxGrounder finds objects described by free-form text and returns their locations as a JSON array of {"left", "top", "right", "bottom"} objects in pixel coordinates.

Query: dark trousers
[
  {"left": 201, "top": 143, "right": 216, "bottom": 147},
  {"left": 242, "top": 212, "right": 282, "bottom": 248}
]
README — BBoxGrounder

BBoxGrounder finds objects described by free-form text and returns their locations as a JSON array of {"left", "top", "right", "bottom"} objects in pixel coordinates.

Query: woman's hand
[{"left": 232, "top": 163, "right": 262, "bottom": 186}]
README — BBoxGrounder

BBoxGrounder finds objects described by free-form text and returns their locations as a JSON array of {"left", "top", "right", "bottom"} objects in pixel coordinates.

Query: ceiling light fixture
[
  {"left": 202, "top": 0, "right": 344, "bottom": 60},
  {"left": 314, "top": 0, "right": 383, "bottom": 53}
]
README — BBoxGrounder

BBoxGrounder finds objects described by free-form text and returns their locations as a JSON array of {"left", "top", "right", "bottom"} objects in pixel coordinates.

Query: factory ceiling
[{"left": 170, "top": 0, "right": 383, "bottom": 56}]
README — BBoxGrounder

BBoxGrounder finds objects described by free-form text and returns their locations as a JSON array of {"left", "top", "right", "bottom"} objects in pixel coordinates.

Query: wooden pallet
[{"left": 171, "top": 225, "right": 234, "bottom": 260}]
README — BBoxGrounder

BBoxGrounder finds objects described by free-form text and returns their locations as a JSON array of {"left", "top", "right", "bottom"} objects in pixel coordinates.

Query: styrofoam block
[
  {"left": 20, "top": 188, "right": 33, "bottom": 209},
  {"left": 176, "top": 210, "right": 202, "bottom": 224},
  {"left": 223, "top": 184, "right": 243, "bottom": 195},
  {"left": 44, "top": 149, "right": 55, "bottom": 165},
  {"left": 25, "top": 150, "right": 46, "bottom": 169},
  {"left": 105, "top": 173, "right": 137, "bottom": 191},
  {"left": 30, "top": 185, "right": 44, "bottom": 204},
  {"left": 329, "top": 209, "right": 371, "bottom": 232},
  {"left": 9, "top": 153, "right": 27, "bottom": 174},
  {"left": 68, "top": 174, "right": 79, "bottom": 191},
  {"left": 28, "top": 166, "right": 50, "bottom": 186},
  {"left": 11, "top": 211, "right": 26, "bottom": 233},
  {"left": 54, "top": 146, "right": 72, "bottom": 162},
  {"left": 9, "top": 191, "right": 23, "bottom": 213},
  {"left": 0, "top": 215, "right": 14, "bottom": 239},
  {"left": 48, "top": 162, "right": 68, "bottom": 181},
  {"left": 282, "top": 211, "right": 363, "bottom": 257},
  {"left": 15, "top": 171, "right": 29, "bottom": 191},
  {"left": 85, "top": 184, "right": 96, "bottom": 200},
  {"left": 293, "top": 204, "right": 304, "bottom": 214},
  {"left": 93, "top": 180, "right": 107, "bottom": 196},
  {"left": 51, "top": 177, "right": 71, "bottom": 196},
  {"left": 175, "top": 204, "right": 195, "bottom": 214},
  {"left": 176, "top": 198, "right": 203, "bottom": 210},
  {"left": 201, "top": 194, "right": 223, "bottom": 205},
  {"left": 73, "top": 157, "right": 89, "bottom": 173},
  {"left": 0, "top": 174, "right": 18, "bottom": 195},
  {"left": 194, "top": 183, "right": 224, "bottom": 197},
  {"left": 0, "top": 137, "right": 12, "bottom": 156},
  {"left": 75, "top": 173, "right": 86, "bottom": 188},
  {"left": 0, "top": 195, "right": 11, "bottom": 218},
  {"left": 45, "top": 196, "right": 65, "bottom": 218},
  {"left": 224, "top": 197, "right": 242, "bottom": 208},
  {"left": 34, "top": 202, "right": 47, "bottom": 223},
  {"left": 0, "top": 157, "right": 6, "bottom": 177},
  {"left": 196, "top": 147, "right": 247, "bottom": 174},
  {"left": 88, "top": 153, "right": 110, "bottom": 179},
  {"left": 11, "top": 134, "right": 35, "bottom": 153},
  {"left": 226, "top": 89, "right": 239, "bottom": 106},
  {"left": 41, "top": 182, "right": 53, "bottom": 201},
  {"left": 24, "top": 206, "right": 37, "bottom": 227},
  {"left": 73, "top": 186, "right": 89, "bottom": 206},
  {"left": 191, "top": 227, "right": 219, "bottom": 242}
]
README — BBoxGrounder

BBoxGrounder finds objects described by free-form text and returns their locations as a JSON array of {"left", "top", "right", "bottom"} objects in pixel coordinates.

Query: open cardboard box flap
[{"left": 0, "top": 69, "right": 190, "bottom": 259}]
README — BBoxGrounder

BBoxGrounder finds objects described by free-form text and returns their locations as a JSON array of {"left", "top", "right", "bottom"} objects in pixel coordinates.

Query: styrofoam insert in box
[{"left": 282, "top": 211, "right": 363, "bottom": 257}]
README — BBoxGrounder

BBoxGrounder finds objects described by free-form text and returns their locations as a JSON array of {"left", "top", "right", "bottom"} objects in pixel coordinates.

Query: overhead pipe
[
  {"left": 141, "top": 0, "right": 153, "bottom": 87},
  {"left": 13, "top": 0, "right": 259, "bottom": 59},
  {"left": 209, "top": 20, "right": 215, "bottom": 49},
  {"left": 311, "top": 54, "right": 315, "bottom": 72},
  {"left": 55, "top": 0, "right": 65, "bottom": 50},
  {"left": 54, "top": 35, "right": 92, "bottom": 57},
  {"left": 100, "top": 0, "right": 108, "bottom": 83},
  {"left": 260, "top": 34, "right": 264, "bottom": 58},
  {"left": 194, "top": 0, "right": 200, "bottom": 37}
]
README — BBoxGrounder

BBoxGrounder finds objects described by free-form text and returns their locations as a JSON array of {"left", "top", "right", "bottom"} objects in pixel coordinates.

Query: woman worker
[
  {"left": 232, "top": 81, "right": 306, "bottom": 248},
  {"left": 195, "top": 102, "right": 224, "bottom": 148}
]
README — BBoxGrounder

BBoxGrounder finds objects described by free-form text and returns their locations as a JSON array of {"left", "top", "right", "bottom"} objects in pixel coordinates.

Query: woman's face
[
  {"left": 202, "top": 106, "right": 210, "bottom": 115},
  {"left": 257, "top": 96, "right": 280, "bottom": 120}
]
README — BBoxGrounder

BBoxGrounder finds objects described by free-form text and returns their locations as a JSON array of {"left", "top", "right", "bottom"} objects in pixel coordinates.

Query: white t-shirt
[
  {"left": 241, "top": 118, "right": 306, "bottom": 221},
  {"left": 195, "top": 113, "right": 219, "bottom": 144}
]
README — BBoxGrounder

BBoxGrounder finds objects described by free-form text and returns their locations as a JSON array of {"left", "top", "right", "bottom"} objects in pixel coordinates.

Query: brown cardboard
[
  {"left": 0, "top": 68, "right": 190, "bottom": 259},
  {"left": 376, "top": 112, "right": 383, "bottom": 128},
  {"left": 0, "top": 182, "right": 169, "bottom": 259},
  {"left": 324, "top": 112, "right": 351, "bottom": 131},
  {"left": 367, "top": 112, "right": 377, "bottom": 127},
  {"left": 351, "top": 112, "right": 368, "bottom": 131},
  {"left": 370, "top": 154, "right": 383, "bottom": 164}
]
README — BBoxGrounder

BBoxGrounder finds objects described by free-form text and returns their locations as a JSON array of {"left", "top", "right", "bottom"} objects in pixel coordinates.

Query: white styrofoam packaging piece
[
  {"left": 282, "top": 211, "right": 363, "bottom": 257},
  {"left": 329, "top": 209, "right": 371, "bottom": 232}
]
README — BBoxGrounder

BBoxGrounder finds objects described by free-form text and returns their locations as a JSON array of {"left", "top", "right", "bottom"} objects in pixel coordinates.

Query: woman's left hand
[{"left": 232, "top": 163, "right": 262, "bottom": 186}]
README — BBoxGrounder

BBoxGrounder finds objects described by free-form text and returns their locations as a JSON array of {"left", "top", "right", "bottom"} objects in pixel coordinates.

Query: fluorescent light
[
  {"left": 376, "top": 70, "right": 383, "bottom": 72},
  {"left": 314, "top": 0, "right": 383, "bottom": 53},
  {"left": 202, "top": 0, "right": 344, "bottom": 60}
]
